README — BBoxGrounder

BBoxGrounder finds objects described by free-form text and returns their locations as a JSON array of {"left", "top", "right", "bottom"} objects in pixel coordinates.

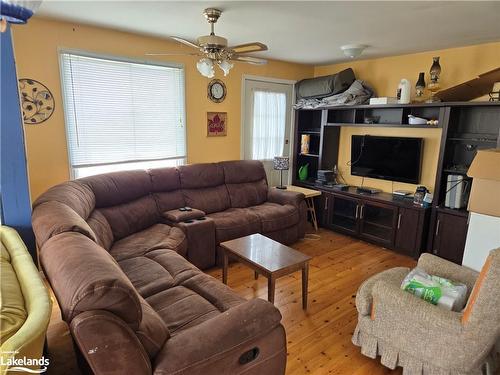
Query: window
[
  {"left": 251, "top": 90, "right": 286, "bottom": 160},
  {"left": 59, "top": 51, "right": 186, "bottom": 178}
]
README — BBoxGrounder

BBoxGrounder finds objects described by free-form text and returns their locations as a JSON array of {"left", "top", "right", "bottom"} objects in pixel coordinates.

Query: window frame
[{"left": 57, "top": 48, "right": 187, "bottom": 180}]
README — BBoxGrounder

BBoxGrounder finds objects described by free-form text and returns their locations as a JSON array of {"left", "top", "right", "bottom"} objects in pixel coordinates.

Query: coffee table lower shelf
[{"left": 220, "top": 234, "right": 311, "bottom": 310}]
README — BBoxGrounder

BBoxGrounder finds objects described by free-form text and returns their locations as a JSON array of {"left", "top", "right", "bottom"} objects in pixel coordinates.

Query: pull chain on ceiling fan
[{"left": 146, "top": 8, "right": 268, "bottom": 78}]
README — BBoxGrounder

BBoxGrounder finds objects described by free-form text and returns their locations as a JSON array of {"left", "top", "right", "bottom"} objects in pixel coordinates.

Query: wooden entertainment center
[{"left": 293, "top": 102, "right": 500, "bottom": 263}]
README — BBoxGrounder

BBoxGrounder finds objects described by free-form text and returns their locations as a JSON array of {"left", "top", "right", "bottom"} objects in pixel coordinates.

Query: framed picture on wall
[{"left": 207, "top": 112, "right": 227, "bottom": 137}]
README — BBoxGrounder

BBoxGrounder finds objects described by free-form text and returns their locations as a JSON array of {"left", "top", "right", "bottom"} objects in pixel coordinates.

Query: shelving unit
[
  {"left": 293, "top": 101, "right": 500, "bottom": 263},
  {"left": 426, "top": 104, "right": 500, "bottom": 263}
]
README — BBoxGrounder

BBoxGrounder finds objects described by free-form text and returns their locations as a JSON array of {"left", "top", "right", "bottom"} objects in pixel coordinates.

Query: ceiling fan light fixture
[
  {"left": 218, "top": 59, "right": 233, "bottom": 76},
  {"left": 340, "top": 44, "right": 367, "bottom": 59},
  {"left": 197, "top": 58, "right": 215, "bottom": 78}
]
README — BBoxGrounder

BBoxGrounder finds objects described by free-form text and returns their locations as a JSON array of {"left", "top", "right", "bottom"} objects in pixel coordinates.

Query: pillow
[{"left": 462, "top": 255, "right": 492, "bottom": 324}]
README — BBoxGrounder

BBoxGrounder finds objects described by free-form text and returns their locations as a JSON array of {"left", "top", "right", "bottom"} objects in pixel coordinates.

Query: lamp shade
[
  {"left": 218, "top": 59, "right": 233, "bottom": 76},
  {"left": 273, "top": 156, "right": 289, "bottom": 170},
  {"left": 0, "top": 0, "right": 41, "bottom": 24},
  {"left": 196, "top": 58, "right": 215, "bottom": 78}
]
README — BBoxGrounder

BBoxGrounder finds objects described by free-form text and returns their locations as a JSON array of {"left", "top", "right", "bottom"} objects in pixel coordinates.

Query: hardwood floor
[{"left": 44, "top": 228, "right": 416, "bottom": 375}]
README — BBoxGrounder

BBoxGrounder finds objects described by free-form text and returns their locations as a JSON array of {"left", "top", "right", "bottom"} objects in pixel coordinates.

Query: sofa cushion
[
  {"left": 153, "top": 191, "right": 186, "bottom": 213},
  {"left": 32, "top": 180, "right": 95, "bottom": 219},
  {"left": 248, "top": 202, "right": 300, "bottom": 232},
  {"left": 221, "top": 160, "right": 268, "bottom": 208},
  {"left": 146, "top": 286, "right": 220, "bottom": 335},
  {"left": 40, "top": 233, "right": 142, "bottom": 327},
  {"left": 136, "top": 295, "right": 169, "bottom": 358},
  {"left": 110, "top": 224, "right": 187, "bottom": 262},
  {"left": 32, "top": 201, "right": 97, "bottom": 248},
  {"left": 118, "top": 249, "right": 197, "bottom": 299},
  {"left": 220, "top": 160, "right": 267, "bottom": 184},
  {"left": 80, "top": 170, "right": 152, "bottom": 208},
  {"left": 180, "top": 273, "right": 245, "bottom": 311},
  {"left": 100, "top": 196, "right": 160, "bottom": 241},
  {"left": 86, "top": 209, "right": 113, "bottom": 250},
  {"left": 207, "top": 208, "right": 261, "bottom": 243},
  {"left": 178, "top": 163, "right": 225, "bottom": 189},
  {"left": 182, "top": 186, "right": 231, "bottom": 214},
  {"left": 226, "top": 179, "right": 268, "bottom": 208},
  {"left": 149, "top": 167, "right": 181, "bottom": 192},
  {"left": 150, "top": 167, "right": 186, "bottom": 212}
]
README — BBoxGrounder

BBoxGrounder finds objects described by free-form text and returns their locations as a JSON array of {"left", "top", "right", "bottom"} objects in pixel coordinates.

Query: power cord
[
  {"left": 437, "top": 178, "right": 471, "bottom": 207},
  {"left": 347, "top": 135, "right": 366, "bottom": 167}
]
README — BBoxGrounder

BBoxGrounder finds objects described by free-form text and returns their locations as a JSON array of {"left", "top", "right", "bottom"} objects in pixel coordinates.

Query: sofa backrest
[
  {"left": 221, "top": 160, "right": 268, "bottom": 208},
  {"left": 32, "top": 181, "right": 97, "bottom": 248},
  {"left": 32, "top": 160, "right": 270, "bottom": 248},
  {"left": 462, "top": 248, "right": 500, "bottom": 328},
  {"left": 80, "top": 170, "right": 159, "bottom": 241},
  {"left": 149, "top": 167, "right": 185, "bottom": 213},
  {"left": 40, "top": 232, "right": 169, "bottom": 358},
  {"left": 178, "top": 163, "right": 231, "bottom": 214}
]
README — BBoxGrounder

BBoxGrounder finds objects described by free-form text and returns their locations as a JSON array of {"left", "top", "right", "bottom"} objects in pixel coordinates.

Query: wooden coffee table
[{"left": 220, "top": 234, "right": 312, "bottom": 309}]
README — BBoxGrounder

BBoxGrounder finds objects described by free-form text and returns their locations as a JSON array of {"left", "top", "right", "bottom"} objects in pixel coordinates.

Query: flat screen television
[{"left": 350, "top": 135, "right": 423, "bottom": 184}]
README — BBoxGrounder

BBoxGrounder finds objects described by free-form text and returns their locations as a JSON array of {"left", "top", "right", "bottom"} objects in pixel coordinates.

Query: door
[
  {"left": 317, "top": 192, "right": 333, "bottom": 228},
  {"left": 243, "top": 78, "right": 294, "bottom": 187},
  {"left": 433, "top": 212, "right": 468, "bottom": 264},
  {"left": 359, "top": 201, "right": 398, "bottom": 247},
  {"left": 395, "top": 208, "right": 420, "bottom": 257},
  {"left": 330, "top": 194, "right": 360, "bottom": 235}
]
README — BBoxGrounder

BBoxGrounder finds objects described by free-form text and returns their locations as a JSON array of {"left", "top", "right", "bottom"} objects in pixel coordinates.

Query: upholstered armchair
[{"left": 353, "top": 248, "right": 500, "bottom": 375}]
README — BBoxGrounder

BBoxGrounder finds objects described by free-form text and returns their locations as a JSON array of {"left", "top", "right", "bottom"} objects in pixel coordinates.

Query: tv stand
[
  {"left": 356, "top": 186, "right": 381, "bottom": 194},
  {"left": 311, "top": 186, "right": 430, "bottom": 259},
  {"left": 293, "top": 102, "right": 500, "bottom": 263}
]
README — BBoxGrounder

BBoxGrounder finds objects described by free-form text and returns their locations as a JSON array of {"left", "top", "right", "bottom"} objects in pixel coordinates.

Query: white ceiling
[{"left": 37, "top": 1, "right": 500, "bottom": 65}]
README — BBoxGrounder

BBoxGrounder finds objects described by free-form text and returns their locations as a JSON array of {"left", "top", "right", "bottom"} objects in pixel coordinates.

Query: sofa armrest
[
  {"left": 153, "top": 298, "right": 285, "bottom": 374},
  {"left": 372, "top": 279, "right": 464, "bottom": 334},
  {"left": 268, "top": 188, "right": 304, "bottom": 208},
  {"left": 355, "top": 267, "right": 410, "bottom": 316},
  {"left": 417, "top": 253, "right": 479, "bottom": 294},
  {"left": 70, "top": 310, "right": 151, "bottom": 375},
  {"left": 162, "top": 208, "right": 206, "bottom": 224}
]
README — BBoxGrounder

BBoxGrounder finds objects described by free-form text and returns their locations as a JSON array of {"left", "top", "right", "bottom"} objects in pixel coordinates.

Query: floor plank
[{"left": 44, "top": 227, "right": 415, "bottom": 374}]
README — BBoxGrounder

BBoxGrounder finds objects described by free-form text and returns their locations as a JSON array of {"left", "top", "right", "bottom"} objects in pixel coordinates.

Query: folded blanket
[{"left": 294, "top": 80, "right": 375, "bottom": 109}]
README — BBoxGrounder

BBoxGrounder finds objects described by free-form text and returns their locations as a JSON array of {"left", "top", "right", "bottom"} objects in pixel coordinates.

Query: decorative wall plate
[{"left": 18, "top": 78, "right": 55, "bottom": 124}]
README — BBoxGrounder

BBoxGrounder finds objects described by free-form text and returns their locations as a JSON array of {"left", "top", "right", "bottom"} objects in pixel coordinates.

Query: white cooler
[{"left": 462, "top": 212, "right": 500, "bottom": 271}]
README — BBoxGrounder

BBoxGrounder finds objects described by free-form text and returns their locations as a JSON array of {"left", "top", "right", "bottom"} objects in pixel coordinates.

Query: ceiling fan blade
[
  {"left": 233, "top": 55, "right": 268, "bottom": 65},
  {"left": 170, "top": 36, "right": 200, "bottom": 49},
  {"left": 230, "top": 42, "right": 268, "bottom": 54},
  {"left": 145, "top": 52, "right": 200, "bottom": 56}
]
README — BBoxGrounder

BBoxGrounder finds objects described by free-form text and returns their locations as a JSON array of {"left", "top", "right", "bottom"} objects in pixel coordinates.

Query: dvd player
[{"left": 356, "top": 186, "right": 381, "bottom": 194}]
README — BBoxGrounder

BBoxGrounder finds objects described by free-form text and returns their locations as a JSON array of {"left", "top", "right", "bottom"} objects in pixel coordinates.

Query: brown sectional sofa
[{"left": 32, "top": 160, "right": 306, "bottom": 375}]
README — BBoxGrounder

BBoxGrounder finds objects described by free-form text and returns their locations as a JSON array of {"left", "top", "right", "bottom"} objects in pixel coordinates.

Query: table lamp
[{"left": 273, "top": 156, "right": 289, "bottom": 190}]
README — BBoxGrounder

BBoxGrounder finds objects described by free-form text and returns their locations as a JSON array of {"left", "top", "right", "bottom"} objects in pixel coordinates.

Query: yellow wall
[
  {"left": 314, "top": 41, "right": 500, "bottom": 193},
  {"left": 314, "top": 41, "right": 500, "bottom": 98},
  {"left": 12, "top": 18, "right": 313, "bottom": 200},
  {"left": 12, "top": 17, "right": 500, "bottom": 199}
]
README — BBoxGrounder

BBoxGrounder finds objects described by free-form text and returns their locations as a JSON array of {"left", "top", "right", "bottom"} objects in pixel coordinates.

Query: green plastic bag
[{"left": 401, "top": 268, "right": 467, "bottom": 311}]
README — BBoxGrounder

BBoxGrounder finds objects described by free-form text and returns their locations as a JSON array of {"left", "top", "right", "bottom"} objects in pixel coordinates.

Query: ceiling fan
[{"left": 146, "top": 8, "right": 268, "bottom": 78}]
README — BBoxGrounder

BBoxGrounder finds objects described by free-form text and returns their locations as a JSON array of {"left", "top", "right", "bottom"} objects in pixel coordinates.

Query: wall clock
[
  {"left": 18, "top": 78, "right": 55, "bottom": 125},
  {"left": 208, "top": 79, "right": 226, "bottom": 103}
]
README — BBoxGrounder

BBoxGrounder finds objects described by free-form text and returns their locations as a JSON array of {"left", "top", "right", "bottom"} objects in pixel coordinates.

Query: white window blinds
[
  {"left": 59, "top": 51, "right": 186, "bottom": 178},
  {"left": 251, "top": 90, "right": 286, "bottom": 160}
]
